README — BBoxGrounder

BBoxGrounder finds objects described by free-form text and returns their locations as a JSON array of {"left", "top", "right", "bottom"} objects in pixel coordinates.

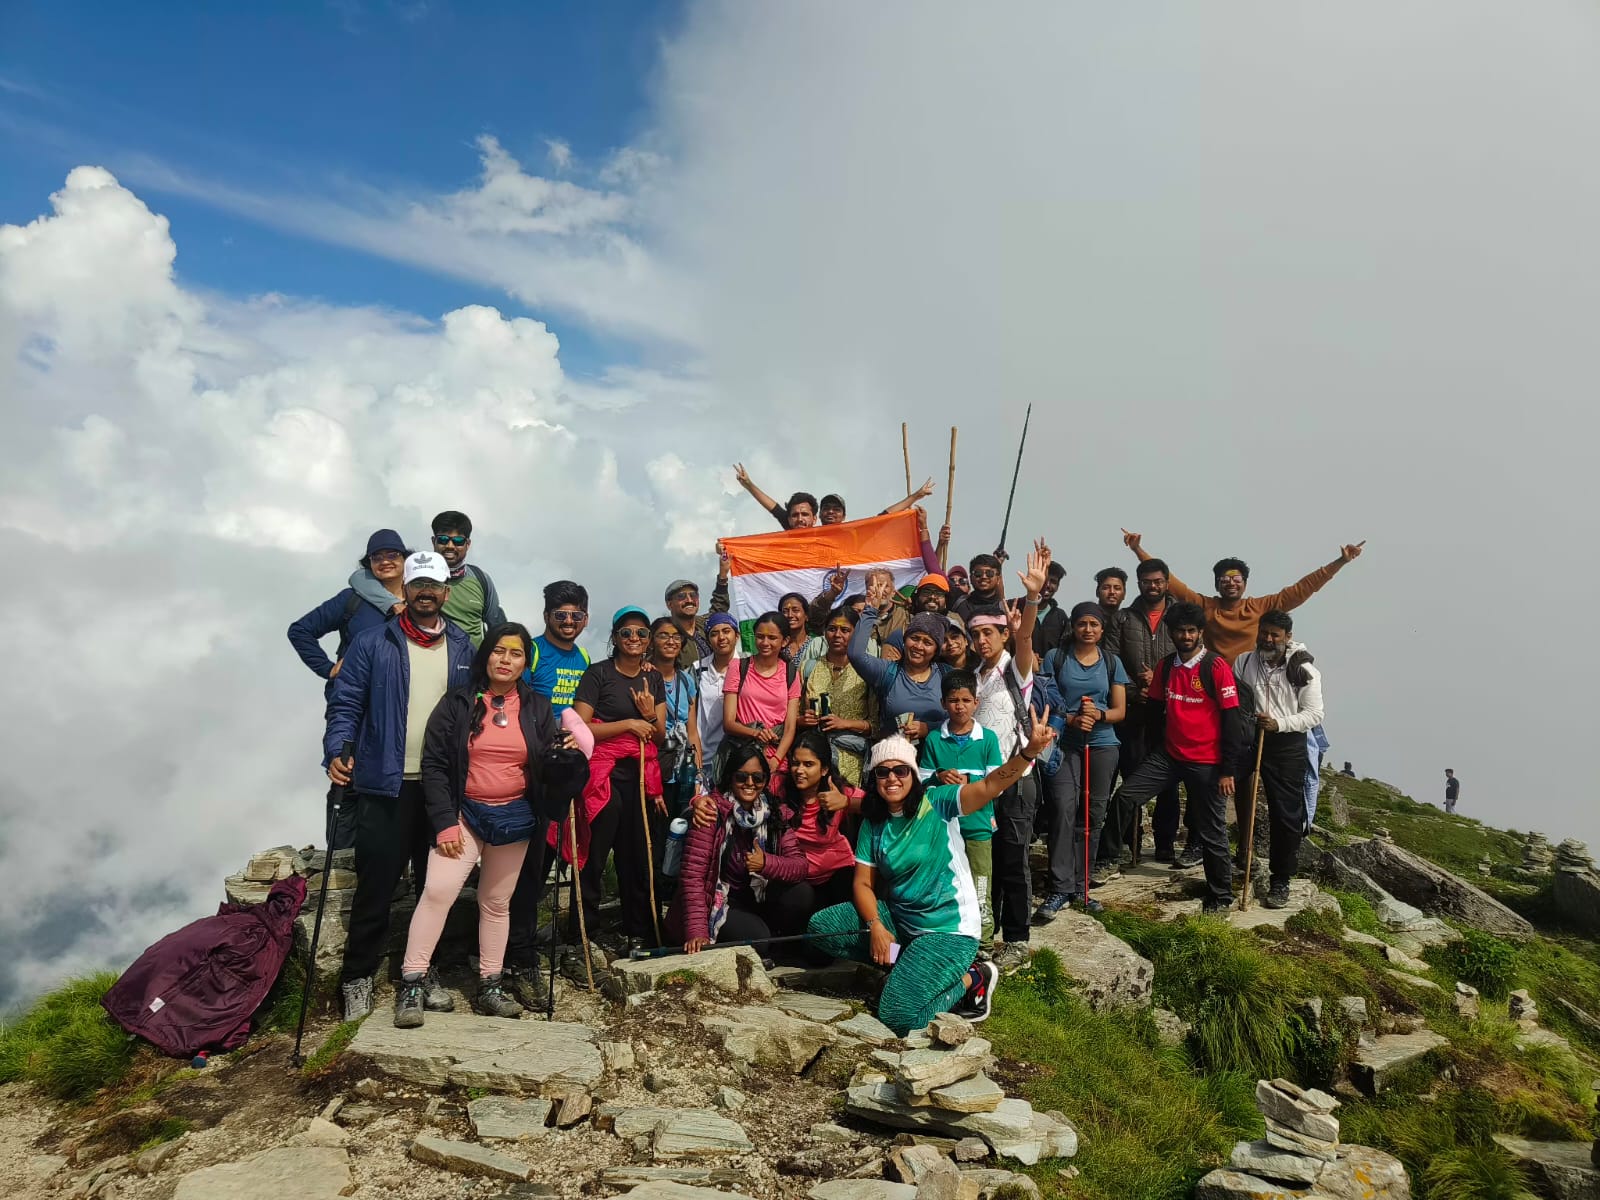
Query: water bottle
[{"left": 662, "top": 817, "right": 690, "bottom": 878}]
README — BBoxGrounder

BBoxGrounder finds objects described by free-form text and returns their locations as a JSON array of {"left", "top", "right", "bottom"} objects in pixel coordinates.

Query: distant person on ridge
[
  {"left": 1119, "top": 530, "right": 1365, "bottom": 663},
  {"left": 1340, "top": 761, "right": 1356, "bottom": 778},
  {"left": 324, "top": 551, "right": 472, "bottom": 1020},
  {"left": 1444, "top": 769, "right": 1460, "bottom": 814},
  {"left": 1233, "top": 610, "right": 1325, "bottom": 909}
]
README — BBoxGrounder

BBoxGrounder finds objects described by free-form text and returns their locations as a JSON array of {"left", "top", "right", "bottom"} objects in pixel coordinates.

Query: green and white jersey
[{"left": 855, "top": 783, "right": 980, "bottom": 938}]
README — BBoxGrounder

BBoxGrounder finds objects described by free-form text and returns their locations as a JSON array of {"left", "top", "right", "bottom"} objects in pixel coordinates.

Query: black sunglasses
[
  {"left": 873, "top": 764, "right": 913, "bottom": 780},
  {"left": 732, "top": 770, "right": 768, "bottom": 785},
  {"left": 549, "top": 609, "right": 586, "bottom": 623},
  {"left": 490, "top": 694, "right": 509, "bottom": 727}
]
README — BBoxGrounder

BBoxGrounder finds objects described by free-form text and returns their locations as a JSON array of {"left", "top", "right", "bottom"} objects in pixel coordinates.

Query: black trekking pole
[
  {"left": 545, "top": 840, "right": 561, "bottom": 1021},
  {"left": 292, "top": 739, "right": 352, "bottom": 1068},
  {"left": 995, "top": 403, "right": 1032, "bottom": 560},
  {"left": 625, "top": 929, "right": 902, "bottom": 961}
]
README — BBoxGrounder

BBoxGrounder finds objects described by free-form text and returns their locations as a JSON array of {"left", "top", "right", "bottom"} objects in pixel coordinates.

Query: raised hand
[
  {"left": 1121, "top": 528, "right": 1142, "bottom": 554},
  {"left": 631, "top": 686, "right": 656, "bottom": 721},
  {"left": 865, "top": 573, "right": 895, "bottom": 611},
  {"left": 826, "top": 565, "right": 847, "bottom": 595},
  {"left": 716, "top": 539, "right": 730, "bottom": 577},
  {"left": 1019, "top": 538, "right": 1050, "bottom": 598},
  {"left": 1023, "top": 707, "right": 1057, "bottom": 759},
  {"left": 915, "top": 507, "right": 929, "bottom": 537},
  {"left": 1338, "top": 541, "right": 1366, "bottom": 563},
  {"left": 913, "top": 477, "right": 935, "bottom": 501},
  {"left": 733, "top": 463, "right": 751, "bottom": 487}
]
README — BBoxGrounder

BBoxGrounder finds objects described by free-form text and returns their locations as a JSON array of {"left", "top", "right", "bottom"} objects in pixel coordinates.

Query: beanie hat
[
  {"left": 906, "top": 613, "right": 947, "bottom": 644},
  {"left": 866, "top": 736, "right": 919, "bottom": 774},
  {"left": 706, "top": 612, "right": 738, "bottom": 632},
  {"left": 1070, "top": 601, "right": 1106, "bottom": 624}
]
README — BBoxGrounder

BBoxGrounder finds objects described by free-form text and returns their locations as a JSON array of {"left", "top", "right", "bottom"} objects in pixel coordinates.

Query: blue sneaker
[
  {"left": 1031, "top": 892, "right": 1071, "bottom": 925},
  {"left": 1076, "top": 897, "right": 1105, "bottom": 915}
]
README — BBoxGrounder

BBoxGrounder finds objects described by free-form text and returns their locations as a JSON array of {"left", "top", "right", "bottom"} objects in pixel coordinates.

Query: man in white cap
[{"left": 324, "top": 551, "right": 473, "bottom": 1020}]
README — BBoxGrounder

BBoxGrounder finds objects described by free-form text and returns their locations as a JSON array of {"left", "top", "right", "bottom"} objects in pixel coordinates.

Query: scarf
[
  {"left": 449, "top": 561, "right": 468, "bottom": 581},
  {"left": 708, "top": 796, "right": 772, "bottom": 940},
  {"left": 398, "top": 610, "right": 445, "bottom": 647}
]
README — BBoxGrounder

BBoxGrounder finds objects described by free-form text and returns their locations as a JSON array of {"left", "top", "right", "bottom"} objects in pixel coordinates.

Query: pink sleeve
[
  {"left": 723, "top": 670, "right": 740, "bottom": 696},
  {"left": 561, "top": 707, "right": 596, "bottom": 758},
  {"left": 786, "top": 670, "right": 802, "bottom": 700},
  {"left": 436, "top": 822, "right": 462, "bottom": 844}
]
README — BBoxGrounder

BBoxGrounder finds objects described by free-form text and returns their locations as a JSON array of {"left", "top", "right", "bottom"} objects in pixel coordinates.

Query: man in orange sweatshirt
[{"left": 1118, "top": 531, "right": 1364, "bottom": 663}]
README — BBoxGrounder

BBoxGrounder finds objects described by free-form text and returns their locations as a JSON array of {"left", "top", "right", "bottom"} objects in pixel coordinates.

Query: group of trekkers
[{"left": 287, "top": 490, "right": 1363, "bottom": 1037}]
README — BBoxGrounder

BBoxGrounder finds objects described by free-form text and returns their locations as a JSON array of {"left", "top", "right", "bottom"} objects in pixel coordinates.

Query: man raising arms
[
  {"left": 733, "top": 463, "right": 934, "bottom": 529},
  {"left": 1121, "top": 530, "right": 1364, "bottom": 663}
]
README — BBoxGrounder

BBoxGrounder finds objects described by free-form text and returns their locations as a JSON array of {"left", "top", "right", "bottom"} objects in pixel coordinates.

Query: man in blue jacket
[{"left": 324, "top": 551, "right": 473, "bottom": 1020}]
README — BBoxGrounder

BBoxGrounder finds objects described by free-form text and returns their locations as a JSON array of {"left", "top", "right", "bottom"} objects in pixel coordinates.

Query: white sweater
[{"left": 1235, "top": 642, "right": 1324, "bottom": 734}]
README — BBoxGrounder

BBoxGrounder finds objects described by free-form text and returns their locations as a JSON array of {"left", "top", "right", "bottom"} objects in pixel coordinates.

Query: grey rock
[
  {"left": 810, "top": 1183, "right": 917, "bottom": 1200},
  {"left": 810, "top": 1122, "right": 859, "bottom": 1144},
  {"left": 291, "top": 1117, "right": 348, "bottom": 1147},
  {"left": 1385, "top": 970, "right": 1442, "bottom": 992},
  {"left": 1152, "top": 1007, "right": 1191, "bottom": 1047},
  {"left": 847, "top": 1083, "right": 1075, "bottom": 1165},
  {"left": 1313, "top": 1145, "right": 1411, "bottom": 1199},
  {"left": 906, "top": 1073, "right": 1005, "bottom": 1115},
  {"left": 1382, "top": 943, "right": 1432, "bottom": 975},
  {"left": 468, "top": 1096, "right": 553, "bottom": 1141},
  {"left": 132, "top": 1139, "right": 184, "bottom": 1174},
  {"left": 1263, "top": 1117, "right": 1339, "bottom": 1162},
  {"left": 1026, "top": 909, "right": 1154, "bottom": 1010},
  {"left": 602, "top": 1167, "right": 747, "bottom": 1187},
  {"left": 1509, "top": 989, "right": 1540, "bottom": 1022},
  {"left": 603, "top": 1104, "right": 683, "bottom": 1136},
  {"left": 1193, "top": 1169, "right": 1303, "bottom": 1199},
  {"left": 775, "top": 992, "right": 854, "bottom": 1022},
  {"left": 1492, "top": 1135, "right": 1600, "bottom": 1200},
  {"left": 957, "top": 1169, "right": 1041, "bottom": 1200},
  {"left": 601, "top": 1040, "right": 637, "bottom": 1071},
  {"left": 1351, "top": 1030, "right": 1450, "bottom": 1094},
  {"left": 347, "top": 1013, "right": 602, "bottom": 1091},
  {"left": 624, "top": 1184, "right": 755, "bottom": 1200},
  {"left": 891, "top": 1039, "right": 994, "bottom": 1096},
  {"left": 927, "top": 1013, "right": 975, "bottom": 1047},
  {"left": 714, "top": 1086, "right": 747, "bottom": 1111},
  {"left": 1554, "top": 839, "right": 1592, "bottom": 870},
  {"left": 319, "top": 1096, "right": 345, "bottom": 1122},
  {"left": 1453, "top": 982, "right": 1481, "bottom": 1020},
  {"left": 913, "top": 1155, "right": 963, "bottom": 1200},
  {"left": 838, "top": 1012, "right": 901, "bottom": 1045},
  {"left": 654, "top": 1110, "right": 756, "bottom": 1157},
  {"left": 1337, "top": 837, "right": 1535, "bottom": 938},
  {"left": 335, "top": 1102, "right": 382, "bottom": 1125},
  {"left": 953, "top": 1138, "right": 989, "bottom": 1162},
  {"left": 1336, "top": 996, "right": 1369, "bottom": 1027},
  {"left": 646, "top": 1069, "right": 677, "bottom": 1093},
  {"left": 410, "top": 1135, "right": 532, "bottom": 1181},
  {"left": 1229, "top": 1139, "right": 1323, "bottom": 1185},
  {"left": 554, "top": 1090, "right": 593, "bottom": 1127},
  {"left": 1551, "top": 866, "right": 1600, "bottom": 939},
  {"left": 703, "top": 1005, "right": 839, "bottom": 1074},
  {"left": 891, "top": 1142, "right": 953, "bottom": 1183},
  {"left": 613, "top": 946, "right": 776, "bottom": 998},
  {"left": 171, "top": 1147, "right": 351, "bottom": 1199},
  {"left": 1253, "top": 1080, "right": 1340, "bottom": 1142}
]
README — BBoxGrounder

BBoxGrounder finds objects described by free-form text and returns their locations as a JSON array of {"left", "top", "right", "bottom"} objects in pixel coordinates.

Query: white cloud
[{"left": 545, "top": 138, "right": 574, "bottom": 173}]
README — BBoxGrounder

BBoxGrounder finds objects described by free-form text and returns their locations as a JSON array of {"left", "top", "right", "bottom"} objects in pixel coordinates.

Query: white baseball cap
[{"left": 403, "top": 551, "right": 450, "bottom": 585}]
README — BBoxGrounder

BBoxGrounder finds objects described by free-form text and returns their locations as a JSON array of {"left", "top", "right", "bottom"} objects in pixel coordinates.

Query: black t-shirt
[
  {"left": 1445, "top": 778, "right": 1460, "bottom": 800},
  {"left": 574, "top": 658, "right": 666, "bottom": 724}
]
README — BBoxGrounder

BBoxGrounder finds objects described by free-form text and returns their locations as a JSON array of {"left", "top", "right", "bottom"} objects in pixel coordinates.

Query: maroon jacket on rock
[
  {"left": 666, "top": 796, "right": 807, "bottom": 944},
  {"left": 102, "top": 876, "right": 306, "bottom": 1058}
]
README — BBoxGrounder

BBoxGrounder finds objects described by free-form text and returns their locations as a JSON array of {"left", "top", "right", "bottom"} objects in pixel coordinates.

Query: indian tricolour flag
[{"left": 723, "top": 510, "right": 926, "bottom": 627}]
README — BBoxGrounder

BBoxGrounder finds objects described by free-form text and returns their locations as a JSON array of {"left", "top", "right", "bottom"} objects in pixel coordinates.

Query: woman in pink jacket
[{"left": 667, "top": 740, "right": 807, "bottom": 954}]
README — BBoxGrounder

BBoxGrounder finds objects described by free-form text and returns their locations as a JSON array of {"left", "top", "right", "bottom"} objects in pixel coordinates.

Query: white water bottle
[{"left": 662, "top": 817, "right": 690, "bottom": 878}]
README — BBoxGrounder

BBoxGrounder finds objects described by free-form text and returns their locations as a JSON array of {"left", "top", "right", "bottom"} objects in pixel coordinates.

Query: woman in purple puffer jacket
[{"left": 667, "top": 739, "right": 807, "bottom": 954}]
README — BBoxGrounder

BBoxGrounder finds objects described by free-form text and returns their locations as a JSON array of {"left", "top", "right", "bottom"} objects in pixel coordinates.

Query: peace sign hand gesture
[{"left": 1019, "top": 538, "right": 1050, "bottom": 599}]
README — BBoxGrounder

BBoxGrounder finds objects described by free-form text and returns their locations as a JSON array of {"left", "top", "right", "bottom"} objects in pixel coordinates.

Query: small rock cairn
[
  {"left": 1556, "top": 839, "right": 1593, "bottom": 873},
  {"left": 1523, "top": 832, "right": 1554, "bottom": 873},
  {"left": 1195, "top": 1079, "right": 1408, "bottom": 1199}
]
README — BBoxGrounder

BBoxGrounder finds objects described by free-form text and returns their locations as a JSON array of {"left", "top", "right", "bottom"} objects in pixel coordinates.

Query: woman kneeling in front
[
  {"left": 806, "top": 714, "right": 1056, "bottom": 1034},
  {"left": 395, "top": 622, "right": 564, "bottom": 1026}
]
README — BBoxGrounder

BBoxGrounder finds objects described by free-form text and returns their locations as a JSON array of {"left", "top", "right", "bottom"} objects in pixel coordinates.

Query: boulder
[
  {"left": 913, "top": 1154, "right": 963, "bottom": 1200},
  {"left": 1336, "top": 996, "right": 1369, "bottom": 1028},
  {"left": 703, "top": 1005, "right": 839, "bottom": 1074},
  {"left": 1314, "top": 1145, "right": 1411, "bottom": 1199},
  {"left": 1492, "top": 1135, "right": 1600, "bottom": 1200},
  {"left": 410, "top": 1134, "right": 532, "bottom": 1181},
  {"left": 1382, "top": 944, "right": 1432, "bottom": 976},
  {"left": 1229, "top": 1139, "right": 1323, "bottom": 1185},
  {"left": 1350, "top": 1030, "right": 1449, "bottom": 1095},
  {"left": 890, "top": 1143, "right": 952, "bottom": 1184},
  {"left": 613, "top": 947, "right": 776, "bottom": 998},
  {"left": 467, "top": 1095, "right": 553, "bottom": 1141},
  {"left": 1025, "top": 910, "right": 1153, "bottom": 1010},
  {"left": 347, "top": 1013, "right": 602, "bottom": 1092},
  {"left": 171, "top": 1147, "right": 351, "bottom": 1199},
  {"left": 1152, "top": 1008, "right": 1191, "bottom": 1047},
  {"left": 1551, "top": 867, "right": 1600, "bottom": 938},
  {"left": 1336, "top": 838, "right": 1534, "bottom": 938}
]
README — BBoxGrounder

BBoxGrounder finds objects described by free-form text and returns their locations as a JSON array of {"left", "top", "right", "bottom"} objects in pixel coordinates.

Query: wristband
[{"left": 1023, "top": 596, "right": 1041, "bottom": 607}]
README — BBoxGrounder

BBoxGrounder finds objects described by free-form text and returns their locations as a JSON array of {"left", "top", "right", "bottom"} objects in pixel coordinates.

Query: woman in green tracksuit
[{"left": 806, "top": 716, "right": 1056, "bottom": 1034}]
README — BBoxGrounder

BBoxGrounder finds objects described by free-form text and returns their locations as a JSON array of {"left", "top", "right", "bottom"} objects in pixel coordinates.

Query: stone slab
[
  {"left": 603, "top": 1167, "right": 748, "bottom": 1187},
  {"left": 905, "top": 1073, "right": 1005, "bottom": 1114},
  {"left": 1337, "top": 837, "right": 1534, "bottom": 937},
  {"left": 468, "top": 1095, "right": 553, "bottom": 1141},
  {"left": 1253, "top": 1080, "right": 1340, "bottom": 1142},
  {"left": 704, "top": 1005, "right": 839, "bottom": 1073},
  {"left": 1351, "top": 1030, "right": 1449, "bottom": 1094},
  {"left": 891, "top": 1039, "right": 993, "bottom": 1095},
  {"left": 837, "top": 1012, "right": 900, "bottom": 1045},
  {"left": 614, "top": 946, "right": 776, "bottom": 998},
  {"left": 810, "top": 1183, "right": 917, "bottom": 1200},
  {"left": 171, "top": 1146, "right": 351, "bottom": 1200},
  {"left": 1026, "top": 908, "right": 1153, "bottom": 1010},
  {"left": 654, "top": 1110, "right": 754, "bottom": 1157},
  {"left": 847, "top": 1083, "right": 1075, "bottom": 1166},
  {"left": 1193, "top": 1169, "right": 1303, "bottom": 1199},
  {"left": 1492, "top": 1135, "right": 1600, "bottom": 1200},
  {"left": 1263, "top": 1118, "right": 1339, "bottom": 1162},
  {"left": 624, "top": 1183, "right": 755, "bottom": 1200},
  {"left": 348, "top": 1013, "right": 602, "bottom": 1092},
  {"left": 1229, "top": 1139, "right": 1322, "bottom": 1185},
  {"left": 774, "top": 992, "right": 854, "bottom": 1022},
  {"left": 410, "top": 1134, "right": 532, "bottom": 1181}
]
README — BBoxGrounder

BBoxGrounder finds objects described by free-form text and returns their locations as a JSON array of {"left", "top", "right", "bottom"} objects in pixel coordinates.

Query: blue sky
[{"left": 0, "top": 0, "right": 682, "bottom": 371}]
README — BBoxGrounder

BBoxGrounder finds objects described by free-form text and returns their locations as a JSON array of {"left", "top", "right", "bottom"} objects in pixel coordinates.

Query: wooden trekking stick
[
  {"left": 568, "top": 800, "right": 594, "bottom": 990},
  {"left": 901, "top": 422, "right": 912, "bottom": 495},
  {"left": 941, "top": 427, "right": 957, "bottom": 569},
  {"left": 639, "top": 738, "right": 663, "bottom": 945},
  {"left": 1082, "top": 744, "right": 1093, "bottom": 908},
  {"left": 1237, "top": 726, "right": 1267, "bottom": 911}
]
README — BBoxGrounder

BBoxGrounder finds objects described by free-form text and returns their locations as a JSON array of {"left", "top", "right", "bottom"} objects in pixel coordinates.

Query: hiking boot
[
  {"left": 1076, "top": 896, "right": 1105, "bottom": 915},
  {"left": 502, "top": 964, "right": 550, "bottom": 1011},
  {"left": 473, "top": 974, "right": 525, "bottom": 1019},
  {"left": 1090, "top": 862, "right": 1121, "bottom": 886},
  {"left": 1031, "top": 892, "right": 1071, "bottom": 925},
  {"left": 1173, "top": 847, "right": 1204, "bottom": 870},
  {"left": 626, "top": 936, "right": 649, "bottom": 959},
  {"left": 341, "top": 975, "right": 374, "bottom": 1022},
  {"left": 393, "top": 976, "right": 426, "bottom": 1028},
  {"left": 991, "top": 942, "right": 1032, "bottom": 974},
  {"left": 1262, "top": 882, "right": 1291, "bottom": 910},
  {"left": 421, "top": 966, "right": 455, "bottom": 1012},
  {"left": 560, "top": 946, "right": 598, "bottom": 989},
  {"left": 1153, "top": 847, "right": 1177, "bottom": 865},
  {"left": 952, "top": 960, "right": 999, "bottom": 1024},
  {"left": 1200, "top": 900, "right": 1231, "bottom": 918}
]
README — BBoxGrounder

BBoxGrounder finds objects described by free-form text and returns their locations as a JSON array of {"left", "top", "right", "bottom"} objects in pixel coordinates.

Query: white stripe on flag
[{"left": 729, "top": 557, "right": 925, "bottom": 623}]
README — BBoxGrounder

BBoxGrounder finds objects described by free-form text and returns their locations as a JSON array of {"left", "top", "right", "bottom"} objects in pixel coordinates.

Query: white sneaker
[{"left": 341, "top": 975, "right": 374, "bottom": 1022}]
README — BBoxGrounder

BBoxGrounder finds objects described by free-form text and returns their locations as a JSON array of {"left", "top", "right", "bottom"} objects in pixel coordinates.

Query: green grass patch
[
  {"left": 0, "top": 972, "right": 138, "bottom": 1101},
  {"left": 1419, "top": 1145, "right": 1538, "bottom": 1200},
  {"left": 1431, "top": 930, "right": 1519, "bottom": 1002},
  {"left": 1335, "top": 777, "right": 1524, "bottom": 878},
  {"left": 1515, "top": 936, "right": 1600, "bottom": 1058},
  {"left": 986, "top": 950, "right": 1255, "bottom": 1200},
  {"left": 301, "top": 1018, "right": 363, "bottom": 1077},
  {"left": 135, "top": 1116, "right": 191, "bottom": 1153},
  {"left": 1327, "top": 889, "right": 1384, "bottom": 938}
]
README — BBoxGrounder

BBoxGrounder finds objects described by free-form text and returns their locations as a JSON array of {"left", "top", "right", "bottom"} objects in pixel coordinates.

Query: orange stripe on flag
[{"left": 723, "top": 511, "right": 921, "bottom": 577}]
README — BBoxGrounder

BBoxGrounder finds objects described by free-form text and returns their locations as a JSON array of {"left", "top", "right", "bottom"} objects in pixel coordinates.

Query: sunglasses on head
[
  {"left": 732, "top": 770, "right": 768, "bottom": 785},
  {"left": 872, "top": 763, "right": 913, "bottom": 780},
  {"left": 434, "top": 534, "right": 468, "bottom": 546}
]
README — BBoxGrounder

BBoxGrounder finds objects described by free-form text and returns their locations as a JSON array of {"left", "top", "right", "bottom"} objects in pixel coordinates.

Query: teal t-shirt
[
  {"left": 917, "top": 723, "right": 1004, "bottom": 842},
  {"left": 854, "top": 784, "right": 981, "bottom": 938},
  {"left": 1051, "top": 648, "right": 1129, "bottom": 749}
]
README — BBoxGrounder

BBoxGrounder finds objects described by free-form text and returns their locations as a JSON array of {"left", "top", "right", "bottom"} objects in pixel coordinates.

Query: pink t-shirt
[
  {"left": 723, "top": 659, "right": 800, "bottom": 729},
  {"left": 465, "top": 690, "right": 529, "bottom": 804},
  {"left": 793, "top": 800, "right": 858, "bottom": 883}
]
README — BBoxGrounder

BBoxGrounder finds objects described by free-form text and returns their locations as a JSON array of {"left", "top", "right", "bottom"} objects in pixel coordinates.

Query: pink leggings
[{"left": 401, "top": 825, "right": 529, "bottom": 978}]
